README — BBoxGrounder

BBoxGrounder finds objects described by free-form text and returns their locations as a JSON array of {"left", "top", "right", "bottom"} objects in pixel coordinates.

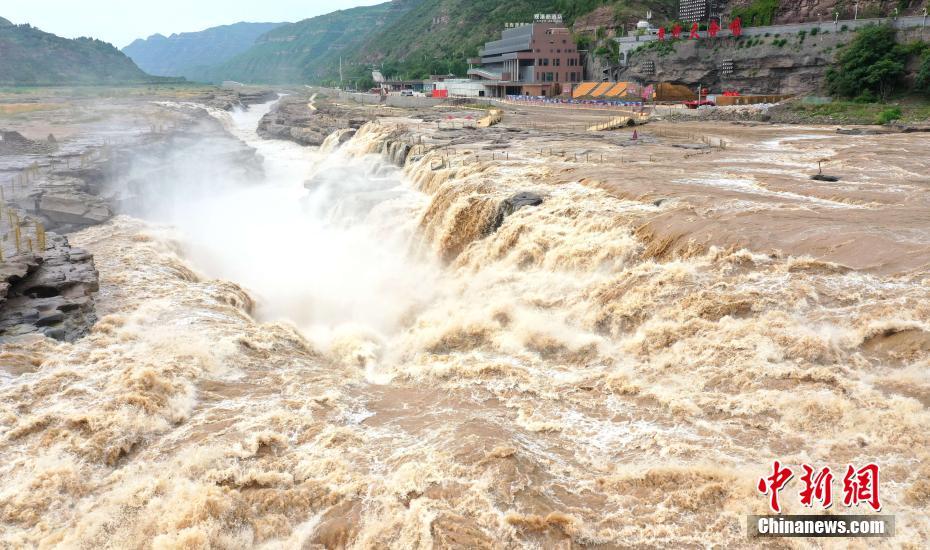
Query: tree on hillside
[
  {"left": 864, "top": 58, "right": 905, "bottom": 100},
  {"left": 916, "top": 52, "right": 930, "bottom": 95},
  {"left": 826, "top": 24, "right": 906, "bottom": 101}
]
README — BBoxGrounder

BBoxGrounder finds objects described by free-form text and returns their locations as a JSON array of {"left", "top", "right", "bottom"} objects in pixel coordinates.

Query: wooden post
[
  {"left": 36, "top": 222, "right": 46, "bottom": 251},
  {"left": 14, "top": 217, "right": 21, "bottom": 254}
]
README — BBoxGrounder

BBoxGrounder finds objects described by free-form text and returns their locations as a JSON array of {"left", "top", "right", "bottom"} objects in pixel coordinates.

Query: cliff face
[{"left": 616, "top": 27, "right": 927, "bottom": 95}]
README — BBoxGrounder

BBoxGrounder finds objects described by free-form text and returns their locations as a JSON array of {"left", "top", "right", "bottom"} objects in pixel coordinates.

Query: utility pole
[
  {"left": 854, "top": 1, "right": 859, "bottom": 20},
  {"left": 339, "top": 57, "right": 344, "bottom": 90}
]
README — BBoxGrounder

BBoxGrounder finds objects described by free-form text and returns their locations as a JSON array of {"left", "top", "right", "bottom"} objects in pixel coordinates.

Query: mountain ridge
[
  {"left": 205, "top": 1, "right": 418, "bottom": 84},
  {"left": 122, "top": 21, "right": 287, "bottom": 81},
  {"left": 0, "top": 18, "right": 167, "bottom": 86}
]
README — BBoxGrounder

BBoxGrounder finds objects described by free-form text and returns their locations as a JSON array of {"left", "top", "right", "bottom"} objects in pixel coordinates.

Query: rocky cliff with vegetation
[
  {"left": 727, "top": 0, "right": 928, "bottom": 25},
  {"left": 618, "top": 24, "right": 929, "bottom": 95},
  {"left": 0, "top": 17, "right": 164, "bottom": 86},
  {"left": 122, "top": 22, "right": 286, "bottom": 82}
]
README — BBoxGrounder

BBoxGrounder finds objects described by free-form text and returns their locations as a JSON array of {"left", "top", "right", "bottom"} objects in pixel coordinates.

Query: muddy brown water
[{"left": 1, "top": 101, "right": 928, "bottom": 548}]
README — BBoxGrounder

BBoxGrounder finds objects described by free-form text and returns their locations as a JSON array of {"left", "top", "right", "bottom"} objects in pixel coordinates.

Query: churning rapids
[{"left": 1, "top": 98, "right": 928, "bottom": 548}]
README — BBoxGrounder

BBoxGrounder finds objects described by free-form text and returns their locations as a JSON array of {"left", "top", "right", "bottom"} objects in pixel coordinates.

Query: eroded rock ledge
[
  {"left": 0, "top": 225, "right": 98, "bottom": 342},
  {"left": 257, "top": 95, "right": 376, "bottom": 146}
]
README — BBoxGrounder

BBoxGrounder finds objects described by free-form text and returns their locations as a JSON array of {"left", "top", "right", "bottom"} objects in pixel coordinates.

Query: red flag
[
  {"left": 671, "top": 24, "right": 682, "bottom": 39},
  {"left": 709, "top": 20, "right": 720, "bottom": 38},
  {"left": 689, "top": 23, "right": 699, "bottom": 39},
  {"left": 658, "top": 26, "right": 666, "bottom": 41},
  {"left": 729, "top": 17, "right": 742, "bottom": 37}
]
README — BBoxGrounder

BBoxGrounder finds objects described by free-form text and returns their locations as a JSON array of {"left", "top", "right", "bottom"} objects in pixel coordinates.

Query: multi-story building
[
  {"left": 679, "top": 0, "right": 723, "bottom": 23},
  {"left": 466, "top": 16, "right": 582, "bottom": 97}
]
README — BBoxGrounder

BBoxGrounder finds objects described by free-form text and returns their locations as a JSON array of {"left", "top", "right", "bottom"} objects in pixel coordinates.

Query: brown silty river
[{"left": 1, "top": 99, "right": 929, "bottom": 548}]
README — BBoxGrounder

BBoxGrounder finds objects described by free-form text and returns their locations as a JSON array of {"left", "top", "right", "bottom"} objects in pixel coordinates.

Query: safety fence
[
  {"left": 0, "top": 206, "right": 47, "bottom": 261},
  {"left": 0, "top": 144, "right": 115, "bottom": 261}
]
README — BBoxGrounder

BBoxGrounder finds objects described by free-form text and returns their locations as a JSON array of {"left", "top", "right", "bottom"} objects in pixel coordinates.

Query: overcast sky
[{"left": 3, "top": 0, "right": 385, "bottom": 49}]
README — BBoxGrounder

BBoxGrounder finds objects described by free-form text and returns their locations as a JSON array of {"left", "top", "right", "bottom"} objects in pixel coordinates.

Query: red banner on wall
[{"left": 729, "top": 17, "right": 742, "bottom": 37}]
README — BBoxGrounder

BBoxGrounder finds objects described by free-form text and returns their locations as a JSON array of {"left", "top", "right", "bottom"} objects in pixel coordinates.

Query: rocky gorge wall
[{"left": 0, "top": 90, "right": 269, "bottom": 343}]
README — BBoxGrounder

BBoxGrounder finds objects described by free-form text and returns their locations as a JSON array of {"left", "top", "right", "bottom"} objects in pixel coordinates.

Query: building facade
[
  {"left": 467, "top": 19, "right": 582, "bottom": 97},
  {"left": 679, "top": 0, "right": 723, "bottom": 23}
]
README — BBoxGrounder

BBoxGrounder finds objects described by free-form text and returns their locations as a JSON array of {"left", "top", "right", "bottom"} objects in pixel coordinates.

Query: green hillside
[
  {"left": 208, "top": 2, "right": 417, "bottom": 84},
  {"left": 206, "top": 0, "right": 677, "bottom": 85},
  {"left": 0, "top": 19, "right": 165, "bottom": 86},
  {"left": 122, "top": 22, "right": 286, "bottom": 81}
]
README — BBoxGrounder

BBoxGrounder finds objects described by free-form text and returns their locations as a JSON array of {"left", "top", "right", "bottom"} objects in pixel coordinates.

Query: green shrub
[
  {"left": 574, "top": 34, "right": 593, "bottom": 50},
  {"left": 810, "top": 27, "right": 819, "bottom": 36},
  {"left": 827, "top": 25, "right": 906, "bottom": 101},
  {"left": 876, "top": 106, "right": 902, "bottom": 124},
  {"left": 732, "top": 0, "right": 778, "bottom": 27}
]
